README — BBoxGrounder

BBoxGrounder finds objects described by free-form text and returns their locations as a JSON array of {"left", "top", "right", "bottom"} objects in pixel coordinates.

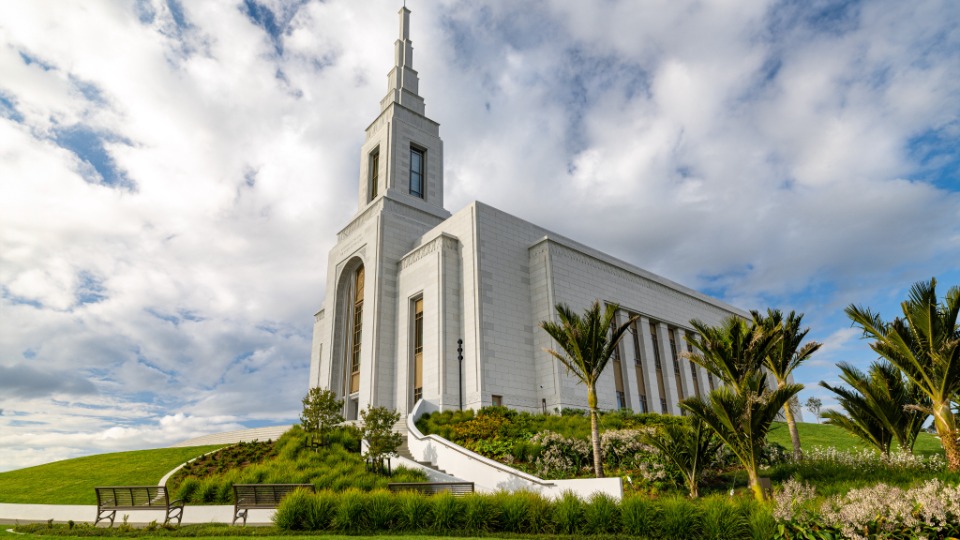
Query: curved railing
[{"left": 405, "top": 400, "right": 622, "bottom": 500}]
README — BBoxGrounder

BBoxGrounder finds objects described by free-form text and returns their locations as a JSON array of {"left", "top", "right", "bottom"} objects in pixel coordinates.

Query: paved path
[{"left": 0, "top": 504, "right": 275, "bottom": 526}]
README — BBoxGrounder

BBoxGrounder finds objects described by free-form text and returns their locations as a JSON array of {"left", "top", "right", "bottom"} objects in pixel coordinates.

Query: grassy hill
[
  {"left": 767, "top": 421, "right": 944, "bottom": 455},
  {"left": 0, "top": 445, "right": 222, "bottom": 504}
]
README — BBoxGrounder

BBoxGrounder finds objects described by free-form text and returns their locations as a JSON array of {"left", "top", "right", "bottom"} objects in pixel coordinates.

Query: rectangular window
[
  {"left": 413, "top": 297, "right": 423, "bottom": 403},
  {"left": 650, "top": 323, "right": 662, "bottom": 371},
  {"left": 660, "top": 397, "right": 668, "bottom": 414},
  {"left": 492, "top": 395, "right": 502, "bottom": 407},
  {"left": 350, "top": 266, "right": 365, "bottom": 394},
  {"left": 409, "top": 147, "right": 424, "bottom": 198},
  {"left": 616, "top": 391, "right": 626, "bottom": 410},
  {"left": 638, "top": 394, "right": 648, "bottom": 413},
  {"left": 369, "top": 149, "right": 380, "bottom": 200}
]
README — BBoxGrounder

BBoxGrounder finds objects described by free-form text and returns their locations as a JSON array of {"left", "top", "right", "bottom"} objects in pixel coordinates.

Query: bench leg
[
  {"left": 95, "top": 509, "right": 116, "bottom": 528},
  {"left": 232, "top": 508, "right": 248, "bottom": 526},
  {"left": 166, "top": 505, "right": 184, "bottom": 526}
]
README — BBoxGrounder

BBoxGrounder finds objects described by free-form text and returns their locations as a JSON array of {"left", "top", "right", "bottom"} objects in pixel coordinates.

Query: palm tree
[
  {"left": 540, "top": 301, "right": 637, "bottom": 478},
  {"left": 686, "top": 316, "right": 782, "bottom": 393},
  {"left": 641, "top": 418, "right": 721, "bottom": 498},
  {"left": 752, "top": 309, "right": 822, "bottom": 460},
  {"left": 846, "top": 278, "right": 960, "bottom": 471},
  {"left": 820, "top": 363, "right": 896, "bottom": 455},
  {"left": 820, "top": 361, "right": 929, "bottom": 454},
  {"left": 682, "top": 371, "right": 801, "bottom": 502},
  {"left": 683, "top": 315, "right": 801, "bottom": 501}
]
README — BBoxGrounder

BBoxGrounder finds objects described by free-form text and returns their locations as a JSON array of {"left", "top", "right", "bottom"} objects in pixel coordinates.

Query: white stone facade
[{"left": 309, "top": 8, "right": 748, "bottom": 420}]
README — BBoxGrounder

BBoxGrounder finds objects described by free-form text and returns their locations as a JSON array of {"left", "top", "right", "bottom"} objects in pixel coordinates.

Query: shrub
[
  {"left": 494, "top": 491, "right": 530, "bottom": 533},
  {"left": 173, "top": 477, "right": 199, "bottom": 502},
  {"left": 699, "top": 495, "right": 749, "bottom": 540},
  {"left": 272, "top": 488, "right": 317, "bottom": 531},
  {"left": 331, "top": 489, "right": 367, "bottom": 533},
  {"left": 552, "top": 491, "right": 585, "bottom": 534},
  {"left": 461, "top": 492, "right": 500, "bottom": 532},
  {"left": 364, "top": 490, "right": 397, "bottom": 531},
  {"left": 621, "top": 495, "right": 660, "bottom": 536},
  {"left": 430, "top": 492, "right": 463, "bottom": 532},
  {"left": 659, "top": 495, "right": 702, "bottom": 539},
  {"left": 306, "top": 490, "right": 337, "bottom": 531},
  {"left": 394, "top": 491, "right": 431, "bottom": 531},
  {"left": 583, "top": 492, "right": 620, "bottom": 534}
]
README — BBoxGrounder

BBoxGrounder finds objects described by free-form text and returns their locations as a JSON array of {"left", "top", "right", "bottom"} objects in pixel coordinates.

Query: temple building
[{"left": 309, "top": 7, "right": 747, "bottom": 420}]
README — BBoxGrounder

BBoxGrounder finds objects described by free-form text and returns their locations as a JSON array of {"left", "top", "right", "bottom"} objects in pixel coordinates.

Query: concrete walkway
[{"left": 0, "top": 504, "right": 275, "bottom": 526}]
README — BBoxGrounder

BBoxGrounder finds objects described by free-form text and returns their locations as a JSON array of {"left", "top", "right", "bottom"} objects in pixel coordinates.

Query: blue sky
[{"left": 1, "top": 0, "right": 958, "bottom": 472}]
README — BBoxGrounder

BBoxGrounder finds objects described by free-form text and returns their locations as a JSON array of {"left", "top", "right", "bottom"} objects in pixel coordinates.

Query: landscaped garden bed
[{"left": 167, "top": 425, "right": 426, "bottom": 504}]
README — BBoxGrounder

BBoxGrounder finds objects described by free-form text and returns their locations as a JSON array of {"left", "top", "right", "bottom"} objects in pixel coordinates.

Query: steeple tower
[
  {"left": 355, "top": 6, "right": 447, "bottom": 219},
  {"left": 381, "top": 6, "right": 425, "bottom": 115}
]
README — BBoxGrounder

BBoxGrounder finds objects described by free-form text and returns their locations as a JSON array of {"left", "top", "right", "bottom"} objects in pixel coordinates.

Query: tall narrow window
[
  {"left": 369, "top": 149, "right": 380, "bottom": 200},
  {"left": 651, "top": 322, "right": 667, "bottom": 411},
  {"left": 413, "top": 297, "right": 423, "bottom": 403},
  {"left": 409, "top": 146, "right": 424, "bottom": 198},
  {"left": 612, "top": 345, "right": 626, "bottom": 409},
  {"left": 686, "top": 333, "right": 701, "bottom": 397},
  {"left": 350, "top": 266, "right": 364, "bottom": 394},
  {"left": 669, "top": 329, "right": 684, "bottom": 400},
  {"left": 631, "top": 321, "right": 648, "bottom": 412}
]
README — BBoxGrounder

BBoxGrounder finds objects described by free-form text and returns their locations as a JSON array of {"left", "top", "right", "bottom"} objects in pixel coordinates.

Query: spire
[{"left": 381, "top": 6, "right": 425, "bottom": 115}]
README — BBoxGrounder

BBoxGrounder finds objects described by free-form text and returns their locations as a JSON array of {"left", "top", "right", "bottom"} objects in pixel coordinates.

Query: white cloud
[{"left": 1, "top": 0, "right": 958, "bottom": 470}]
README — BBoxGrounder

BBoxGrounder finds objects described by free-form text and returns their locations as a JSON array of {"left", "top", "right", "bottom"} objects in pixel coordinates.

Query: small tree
[
  {"left": 804, "top": 397, "right": 822, "bottom": 423},
  {"left": 360, "top": 405, "right": 403, "bottom": 474},
  {"left": 300, "top": 387, "right": 343, "bottom": 445},
  {"left": 641, "top": 418, "right": 721, "bottom": 498}
]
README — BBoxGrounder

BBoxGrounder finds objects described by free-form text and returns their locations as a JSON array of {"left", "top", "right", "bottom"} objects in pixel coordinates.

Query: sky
[{"left": 1, "top": 0, "right": 958, "bottom": 472}]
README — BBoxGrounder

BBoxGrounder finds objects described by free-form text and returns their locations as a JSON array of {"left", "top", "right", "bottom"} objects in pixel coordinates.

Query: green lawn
[
  {"left": 767, "top": 421, "right": 944, "bottom": 455},
  {"left": 0, "top": 527, "right": 482, "bottom": 540},
  {"left": 0, "top": 446, "right": 223, "bottom": 505}
]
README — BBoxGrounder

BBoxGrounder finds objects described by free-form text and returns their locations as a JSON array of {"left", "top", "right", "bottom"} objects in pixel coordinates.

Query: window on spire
[
  {"left": 369, "top": 148, "right": 380, "bottom": 201},
  {"left": 409, "top": 146, "right": 424, "bottom": 198}
]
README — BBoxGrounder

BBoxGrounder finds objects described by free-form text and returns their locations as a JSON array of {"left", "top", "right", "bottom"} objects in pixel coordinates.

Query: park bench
[
  {"left": 232, "top": 483, "right": 315, "bottom": 525},
  {"left": 387, "top": 481, "right": 474, "bottom": 496},
  {"left": 94, "top": 486, "right": 183, "bottom": 527}
]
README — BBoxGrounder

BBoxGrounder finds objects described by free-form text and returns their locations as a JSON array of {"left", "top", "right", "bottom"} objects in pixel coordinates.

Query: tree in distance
[{"left": 805, "top": 397, "right": 822, "bottom": 423}]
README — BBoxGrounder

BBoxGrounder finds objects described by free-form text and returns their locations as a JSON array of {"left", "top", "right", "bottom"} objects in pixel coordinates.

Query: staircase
[{"left": 393, "top": 416, "right": 449, "bottom": 475}]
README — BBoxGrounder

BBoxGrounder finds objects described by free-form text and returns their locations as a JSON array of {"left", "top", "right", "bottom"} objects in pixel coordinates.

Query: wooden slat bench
[
  {"left": 94, "top": 486, "right": 183, "bottom": 527},
  {"left": 232, "top": 483, "right": 315, "bottom": 525},
  {"left": 388, "top": 481, "right": 474, "bottom": 496}
]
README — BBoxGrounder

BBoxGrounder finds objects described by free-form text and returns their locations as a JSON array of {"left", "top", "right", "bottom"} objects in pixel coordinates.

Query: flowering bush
[
  {"left": 799, "top": 446, "right": 946, "bottom": 473},
  {"left": 530, "top": 431, "right": 592, "bottom": 478},
  {"left": 773, "top": 478, "right": 960, "bottom": 540}
]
